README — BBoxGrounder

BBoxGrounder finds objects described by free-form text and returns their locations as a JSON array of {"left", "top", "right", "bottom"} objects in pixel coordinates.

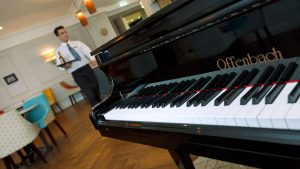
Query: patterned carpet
[{"left": 194, "top": 157, "right": 258, "bottom": 169}]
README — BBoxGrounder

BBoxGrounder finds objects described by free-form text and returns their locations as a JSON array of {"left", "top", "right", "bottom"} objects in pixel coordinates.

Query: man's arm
[
  {"left": 55, "top": 50, "right": 72, "bottom": 70},
  {"left": 78, "top": 41, "right": 97, "bottom": 67}
]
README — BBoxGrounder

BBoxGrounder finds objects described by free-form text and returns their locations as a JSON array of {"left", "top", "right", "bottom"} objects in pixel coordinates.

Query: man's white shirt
[{"left": 55, "top": 40, "right": 95, "bottom": 73}]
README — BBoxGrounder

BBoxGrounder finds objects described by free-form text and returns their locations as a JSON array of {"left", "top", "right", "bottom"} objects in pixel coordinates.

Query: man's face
[{"left": 57, "top": 28, "right": 69, "bottom": 43}]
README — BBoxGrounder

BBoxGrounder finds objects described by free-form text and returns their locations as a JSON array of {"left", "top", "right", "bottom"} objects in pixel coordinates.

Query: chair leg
[
  {"left": 50, "top": 105, "right": 57, "bottom": 114},
  {"left": 29, "top": 143, "right": 47, "bottom": 163},
  {"left": 5, "top": 156, "right": 17, "bottom": 169},
  {"left": 44, "top": 127, "right": 57, "bottom": 147},
  {"left": 54, "top": 103, "right": 64, "bottom": 113},
  {"left": 80, "top": 91, "right": 87, "bottom": 100},
  {"left": 54, "top": 120, "right": 68, "bottom": 137},
  {"left": 71, "top": 95, "right": 77, "bottom": 104},
  {"left": 39, "top": 131, "right": 52, "bottom": 150},
  {"left": 69, "top": 96, "right": 74, "bottom": 106},
  {"left": 17, "top": 150, "right": 26, "bottom": 162},
  {"left": 3, "top": 156, "right": 13, "bottom": 169}
]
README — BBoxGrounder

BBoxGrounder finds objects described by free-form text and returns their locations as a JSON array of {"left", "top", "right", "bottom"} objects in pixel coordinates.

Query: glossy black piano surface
[{"left": 90, "top": 0, "right": 300, "bottom": 168}]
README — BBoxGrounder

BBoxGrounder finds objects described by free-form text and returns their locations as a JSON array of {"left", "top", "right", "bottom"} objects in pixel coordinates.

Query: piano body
[{"left": 90, "top": 0, "right": 300, "bottom": 168}]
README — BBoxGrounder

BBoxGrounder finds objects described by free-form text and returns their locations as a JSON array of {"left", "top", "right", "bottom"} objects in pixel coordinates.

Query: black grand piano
[{"left": 90, "top": 0, "right": 300, "bottom": 168}]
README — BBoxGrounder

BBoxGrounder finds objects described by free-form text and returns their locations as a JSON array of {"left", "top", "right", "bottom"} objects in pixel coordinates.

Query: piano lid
[
  {"left": 92, "top": 0, "right": 300, "bottom": 88},
  {"left": 91, "top": 0, "right": 261, "bottom": 66}
]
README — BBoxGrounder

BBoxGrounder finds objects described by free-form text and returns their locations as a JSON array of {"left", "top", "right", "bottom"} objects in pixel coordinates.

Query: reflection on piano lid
[{"left": 90, "top": 0, "right": 300, "bottom": 168}]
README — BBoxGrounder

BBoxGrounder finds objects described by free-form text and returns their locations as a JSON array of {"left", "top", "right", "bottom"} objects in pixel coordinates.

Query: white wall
[
  {"left": 140, "top": 0, "right": 160, "bottom": 16},
  {"left": 0, "top": 24, "right": 89, "bottom": 111},
  {"left": 0, "top": 2, "right": 142, "bottom": 111},
  {"left": 85, "top": 13, "right": 117, "bottom": 47}
]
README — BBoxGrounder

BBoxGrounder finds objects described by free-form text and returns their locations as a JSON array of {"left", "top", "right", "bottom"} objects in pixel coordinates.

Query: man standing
[{"left": 54, "top": 26, "right": 100, "bottom": 108}]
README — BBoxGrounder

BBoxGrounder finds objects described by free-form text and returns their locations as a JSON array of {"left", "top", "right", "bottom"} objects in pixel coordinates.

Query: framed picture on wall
[{"left": 3, "top": 73, "right": 18, "bottom": 85}]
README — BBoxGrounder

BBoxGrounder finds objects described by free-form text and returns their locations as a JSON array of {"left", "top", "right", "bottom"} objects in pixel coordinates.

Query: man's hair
[{"left": 53, "top": 26, "right": 65, "bottom": 36}]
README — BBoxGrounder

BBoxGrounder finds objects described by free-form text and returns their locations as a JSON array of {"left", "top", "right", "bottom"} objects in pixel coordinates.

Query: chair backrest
[
  {"left": 23, "top": 93, "right": 50, "bottom": 128},
  {"left": 0, "top": 111, "right": 40, "bottom": 158},
  {"left": 43, "top": 88, "right": 56, "bottom": 105},
  {"left": 59, "top": 81, "right": 78, "bottom": 89}
]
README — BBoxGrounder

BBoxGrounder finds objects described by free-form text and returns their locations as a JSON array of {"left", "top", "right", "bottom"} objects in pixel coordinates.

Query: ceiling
[{"left": 0, "top": 0, "right": 123, "bottom": 38}]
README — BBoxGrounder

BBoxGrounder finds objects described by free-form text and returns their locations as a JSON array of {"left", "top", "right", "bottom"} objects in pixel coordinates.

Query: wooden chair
[
  {"left": 43, "top": 88, "right": 64, "bottom": 114},
  {"left": 59, "top": 81, "right": 86, "bottom": 106}
]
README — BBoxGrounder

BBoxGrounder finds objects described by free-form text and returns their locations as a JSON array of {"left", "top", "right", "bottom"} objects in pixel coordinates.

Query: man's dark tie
[{"left": 67, "top": 44, "right": 81, "bottom": 61}]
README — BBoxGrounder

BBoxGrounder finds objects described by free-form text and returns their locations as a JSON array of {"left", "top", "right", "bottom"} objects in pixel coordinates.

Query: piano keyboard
[{"left": 103, "top": 57, "right": 300, "bottom": 130}]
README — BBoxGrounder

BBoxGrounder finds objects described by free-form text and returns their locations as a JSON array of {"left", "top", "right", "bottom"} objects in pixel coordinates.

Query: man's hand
[
  {"left": 89, "top": 59, "right": 98, "bottom": 68},
  {"left": 63, "top": 62, "right": 72, "bottom": 69}
]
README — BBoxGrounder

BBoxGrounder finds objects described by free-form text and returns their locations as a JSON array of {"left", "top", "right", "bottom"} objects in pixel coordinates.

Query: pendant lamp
[{"left": 84, "top": 0, "right": 97, "bottom": 14}]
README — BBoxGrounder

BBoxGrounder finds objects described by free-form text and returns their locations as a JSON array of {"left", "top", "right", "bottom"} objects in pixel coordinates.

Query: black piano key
[
  {"left": 192, "top": 74, "right": 224, "bottom": 106},
  {"left": 140, "top": 96, "right": 157, "bottom": 108},
  {"left": 130, "top": 97, "right": 146, "bottom": 108},
  {"left": 224, "top": 69, "right": 259, "bottom": 106},
  {"left": 189, "top": 77, "right": 211, "bottom": 91},
  {"left": 149, "top": 84, "right": 166, "bottom": 95},
  {"left": 279, "top": 62, "right": 298, "bottom": 82},
  {"left": 197, "top": 74, "right": 227, "bottom": 105},
  {"left": 187, "top": 92, "right": 207, "bottom": 107},
  {"left": 160, "top": 94, "right": 178, "bottom": 107},
  {"left": 201, "top": 90, "right": 222, "bottom": 106},
  {"left": 171, "top": 80, "right": 192, "bottom": 93},
  {"left": 267, "top": 64, "right": 286, "bottom": 83},
  {"left": 152, "top": 82, "right": 179, "bottom": 107},
  {"left": 153, "top": 94, "right": 173, "bottom": 107},
  {"left": 115, "top": 100, "right": 125, "bottom": 108},
  {"left": 214, "top": 70, "right": 250, "bottom": 106},
  {"left": 252, "top": 85, "right": 273, "bottom": 104},
  {"left": 288, "top": 82, "right": 300, "bottom": 103},
  {"left": 135, "top": 96, "right": 155, "bottom": 108},
  {"left": 171, "top": 77, "right": 211, "bottom": 107},
  {"left": 265, "top": 62, "right": 297, "bottom": 104},
  {"left": 171, "top": 93, "right": 194, "bottom": 107},
  {"left": 151, "top": 95, "right": 166, "bottom": 107},
  {"left": 129, "top": 97, "right": 144, "bottom": 108},
  {"left": 240, "top": 66, "right": 275, "bottom": 105},
  {"left": 240, "top": 87, "right": 261, "bottom": 105},
  {"left": 224, "top": 88, "right": 244, "bottom": 106},
  {"left": 265, "top": 84, "right": 285, "bottom": 104},
  {"left": 121, "top": 97, "right": 138, "bottom": 108},
  {"left": 178, "top": 80, "right": 197, "bottom": 92},
  {"left": 221, "top": 72, "right": 237, "bottom": 87},
  {"left": 200, "top": 73, "right": 235, "bottom": 106},
  {"left": 148, "top": 95, "right": 165, "bottom": 108},
  {"left": 252, "top": 64, "right": 286, "bottom": 104}
]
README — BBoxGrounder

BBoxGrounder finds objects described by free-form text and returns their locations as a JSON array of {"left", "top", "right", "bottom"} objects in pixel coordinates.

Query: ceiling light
[
  {"left": 119, "top": 1, "right": 128, "bottom": 7},
  {"left": 84, "top": 0, "right": 97, "bottom": 14},
  {"left": 0, "top": 26, "right": 3, "bottom": 30},
  {"left": 76, "top": 10, "right": 88, "bottom": 27}
]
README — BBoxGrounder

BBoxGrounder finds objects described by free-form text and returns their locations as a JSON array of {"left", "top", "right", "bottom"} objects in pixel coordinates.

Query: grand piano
[{"left": 89, "top": 0, "right": 300, "bottom": 168}]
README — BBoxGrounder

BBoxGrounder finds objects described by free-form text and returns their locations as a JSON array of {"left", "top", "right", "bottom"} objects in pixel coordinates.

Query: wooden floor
[{"left": 0, "top": 101, "right": 179, "bottom": 169}]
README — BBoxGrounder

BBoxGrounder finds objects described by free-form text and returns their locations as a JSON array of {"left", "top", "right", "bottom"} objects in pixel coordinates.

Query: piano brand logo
[{"left": 217, "top": 47, "right": 283, "bottom": 69}]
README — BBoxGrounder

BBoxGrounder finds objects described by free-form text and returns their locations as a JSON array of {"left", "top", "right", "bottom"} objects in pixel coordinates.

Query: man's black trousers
[{"left": 72, "top": 64, "right": 100, "bottom": 106}]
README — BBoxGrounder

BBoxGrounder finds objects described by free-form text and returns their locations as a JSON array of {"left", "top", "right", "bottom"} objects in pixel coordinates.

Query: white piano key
[
  {"left": 223, "top": 88, "right": 251, "bottom": 126},
  {"left": 258, "top": 83, "right": 296, "bottom": 129},
  {"left": 285, "top": 93, "right": 300, "bottom": 130},
  {"left": 102, "top": 58, "right": 300, "bottom": 130},
  {"left": 245, "top": 99, "right": 267, "bottom": 128},
  {"left": 191, "top": 90, "right": 226, "bottom": 125},
  {"left": 234, "top": 101, "right": 254, "bottom": 127},
  {"left": 270, "top": 83, "right": 297, "bottom": 129}
]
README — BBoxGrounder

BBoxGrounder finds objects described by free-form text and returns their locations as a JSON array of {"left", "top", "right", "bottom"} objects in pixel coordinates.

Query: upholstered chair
[
  {"left": 23, "top": 93, "right": 67, "bottom": 148},
  {"left": 0, "top": 110, "right": 47, "bottom": 169}
]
